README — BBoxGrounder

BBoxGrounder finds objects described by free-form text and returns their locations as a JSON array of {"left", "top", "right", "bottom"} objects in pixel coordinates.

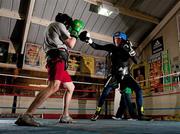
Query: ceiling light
[
  {"left": 98, "top": 6, "right": 113, "bottom": 17},
  {"left": 89, "top": 1, "right": 119, "bottom": 19}
]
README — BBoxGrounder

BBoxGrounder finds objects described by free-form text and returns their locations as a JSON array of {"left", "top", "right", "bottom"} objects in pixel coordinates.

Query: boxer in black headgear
[{"left": 55, "top": 13, "right": 73, "bottom": 29}]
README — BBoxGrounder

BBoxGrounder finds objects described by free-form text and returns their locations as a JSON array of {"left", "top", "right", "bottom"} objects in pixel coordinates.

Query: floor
[{"left": 0, "top": 118, "right": 180, "bottom": 134}]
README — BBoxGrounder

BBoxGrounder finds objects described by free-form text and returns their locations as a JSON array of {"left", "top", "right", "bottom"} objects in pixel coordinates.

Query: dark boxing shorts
[{"left": 46, "top": 60, "right": 72, "bottom": 83}]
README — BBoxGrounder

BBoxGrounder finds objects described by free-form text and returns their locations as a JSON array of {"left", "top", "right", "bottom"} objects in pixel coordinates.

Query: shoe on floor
[
  {"left": 90, "top": 114, "right": 99, "bottom": 121},
  {"left": 138, "top": 116, "right": 153, "bottom": 121},
  {"left": 91, "top": 106, "right": 101, "bottom": 121},
  {"left": 127, "top": 118, "right": 137, "bottom": 121},
  {"left": 59, "top": 115, "right": 74, "bottom": 123},
  {"left": 15, "top": 114, "right": 41, "bottom": 127},
  {"left": 112, "top": 116, "right": 122, "bottom": 120}
]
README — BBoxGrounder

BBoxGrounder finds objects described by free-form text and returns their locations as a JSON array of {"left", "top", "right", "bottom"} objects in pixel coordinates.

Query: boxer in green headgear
[{"left": 15, "top": 13, "right": 85, "bottom": 126}]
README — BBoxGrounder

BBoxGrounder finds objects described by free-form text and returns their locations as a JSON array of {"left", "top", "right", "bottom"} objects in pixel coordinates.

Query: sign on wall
[
  {"left": 23, "top": 43, "right": 108, "bottom": 78},
  {"left": 24, "top": 43, "right": 46, "bottom": 70},
  {"left": 151, "top": 37, "right": 164, "bottom": 54},
  {"left": 81, "top": 55, "right": 95, "bottom": 75},
  {"left": 68, "top": 51, "right": 81, "bottom": 72},
  {"left": 95, "top": 58, "right": 106, "bottom": 76},
  {"left": 162, "top": 50, "right": 172, "bottom": 91},
  {"left": 132, "top": 62, "right": 149, "bottom": 95},
  {"left": 148, "top": 53, "right": 163, "bottom": 93}
]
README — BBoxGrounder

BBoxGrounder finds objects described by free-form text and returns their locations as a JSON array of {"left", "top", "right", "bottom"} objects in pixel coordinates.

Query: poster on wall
[
  {"left": 133, "top": 66, "right": 146, "bottom": 87},
  {"left": 68, "top": 51, "right": 81, "bottom": 72},
  {"left": 162, "top": 50, "right": 172, "bottom": 91},
  {"left": 171, "top": 56, "right": 180, "bottom": 89},
  {"left": 148, "top": 53, "right": 163, "bottom": 93},
  {"left": 132, "top": 62, "right": 149, "bottom": 95},
  {"left": 81, "top": 55, "right": 94, "bottom": 75},
  {"left": 7, "top": 53, "right": 17, "bottom": 64},
  {"left": 24, "top": 43, "right": 46, "bottom": 70},
  {"left": 0, "top": 41, "right": 9, "bottom": 63},
  {"left": 39, "top": 49, "right": 46, "bottom": 69},
  {"left": 94, "top": 57, "right": 106, "bottom": 76}
]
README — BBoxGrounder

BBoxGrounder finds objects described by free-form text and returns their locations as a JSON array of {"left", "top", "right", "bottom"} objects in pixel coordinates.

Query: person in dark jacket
[{"left": 79, "top": 31, "right": 145, "bottom": 121}]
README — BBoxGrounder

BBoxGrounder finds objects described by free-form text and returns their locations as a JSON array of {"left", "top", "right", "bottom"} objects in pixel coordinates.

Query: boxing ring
[
  {"left": 0, "top": 73, "right": 108, "bottom": 119},
  {"left": 0, "top": 73, "right": 180, "bottom": 133}
]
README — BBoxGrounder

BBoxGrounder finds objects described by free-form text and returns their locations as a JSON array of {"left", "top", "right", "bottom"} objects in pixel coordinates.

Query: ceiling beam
[
  {"left": 89, "top": 31, "right": 113, "bottom": 43},
  {"left": 31, "top": 16, "right": 52, "bottom": 26},
  {"left": 137, "top": 1, "right": 180, "bottom": 56},
  {"left": 84, "top": 0, "right": 160, "bottom": 24},
  {"left": 0, "top": 8, "right": 24, "bottom": 20},
  {"left": 31, "top": 17, "right": 113, "bottom": 43},
  {"left": 118, "top": 7, "right": 160, "bottom": 24},
  {"left": 21, "top": 0, "right": 36, "bottom": 54},
  {"left": 0, "top": 9, "right": 113, "bottom": 43}
]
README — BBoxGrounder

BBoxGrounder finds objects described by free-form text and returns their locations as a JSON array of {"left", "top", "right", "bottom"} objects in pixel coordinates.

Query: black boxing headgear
[{"left": 55, "top": 13, "right": 73, "bottom": 29}]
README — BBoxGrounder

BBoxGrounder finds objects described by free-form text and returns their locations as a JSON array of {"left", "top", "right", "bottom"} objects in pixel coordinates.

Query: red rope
[{"left": 0, "top": 84, "right": 97, "bottom": 92}]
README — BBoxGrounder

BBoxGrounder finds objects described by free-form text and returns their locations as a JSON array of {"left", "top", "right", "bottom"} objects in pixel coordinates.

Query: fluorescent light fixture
[
  {"left": 89, "top": 1, "right": 119, "bottom": 19},
  {"left": 98, "top": 6, "right": 113, "bottom": 17}
]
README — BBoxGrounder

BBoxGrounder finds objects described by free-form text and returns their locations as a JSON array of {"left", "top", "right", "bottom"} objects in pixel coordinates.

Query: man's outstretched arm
[{"left": 79, "top": 31, "right": 114, "bottom": 52}]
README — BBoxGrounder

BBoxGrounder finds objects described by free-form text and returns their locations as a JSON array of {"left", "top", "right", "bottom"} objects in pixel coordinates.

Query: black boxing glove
[
  {"left": 79, "top": 31, "right": 93, "bottom": 44},
  {"left": 123, "top": 41, "right": 136, "bottom": 56}
]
